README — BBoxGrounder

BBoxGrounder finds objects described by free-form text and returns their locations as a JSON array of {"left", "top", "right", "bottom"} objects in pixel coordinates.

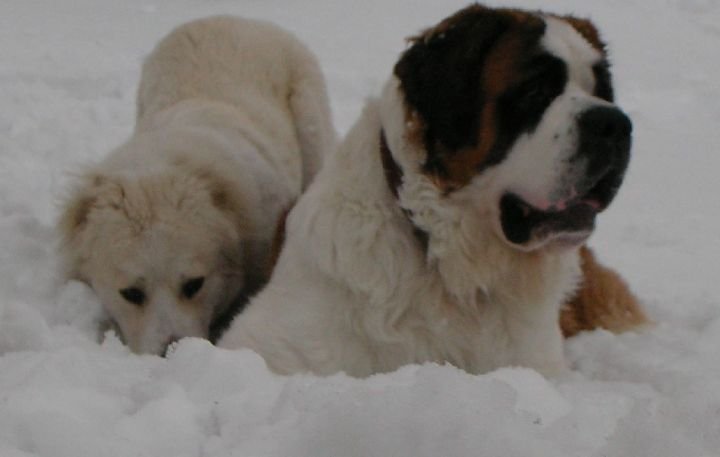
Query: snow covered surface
[{"left": 1, "top": 0, "right": 719, "bottom": 455}]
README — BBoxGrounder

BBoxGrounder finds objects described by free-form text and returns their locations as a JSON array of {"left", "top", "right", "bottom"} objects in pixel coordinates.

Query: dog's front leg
[{"left": 505, "top": 305, "right": 569, "bottom": 378}]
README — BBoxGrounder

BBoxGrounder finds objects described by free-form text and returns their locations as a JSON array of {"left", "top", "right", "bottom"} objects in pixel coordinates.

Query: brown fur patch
[
  {"left": 395, "top": 5, "right": 548, "bottom": 191},
  {"left": 560, "top": 246, "right": 649, "bottom": 337},
  {"left": 437, "top": 28, "right": 539, "bottom": 190}
]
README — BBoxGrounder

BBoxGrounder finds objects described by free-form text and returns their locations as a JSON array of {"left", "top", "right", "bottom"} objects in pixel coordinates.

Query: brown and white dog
[{"left": 220, "top": 5, "right": 645, "bottom": 376}]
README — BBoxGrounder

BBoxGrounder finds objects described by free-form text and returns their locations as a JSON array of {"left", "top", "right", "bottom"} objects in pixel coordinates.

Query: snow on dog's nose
[
  {"left": 137, "top": 289, "right": 206, "bottom": 355},
  {"left": 161, "top": 335, "right": 181, "bottom": 357}
]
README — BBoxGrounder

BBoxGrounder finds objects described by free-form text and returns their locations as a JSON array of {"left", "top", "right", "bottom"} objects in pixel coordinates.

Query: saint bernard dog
[{"left": 220, "top": 5, "right": 647, "bottom": 376}]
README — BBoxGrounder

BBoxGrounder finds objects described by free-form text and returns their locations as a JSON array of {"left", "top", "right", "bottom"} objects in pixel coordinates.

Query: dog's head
[
  {"left": 388, "top": 5, "right": 631, "bottom": 251},
  {"left": 59, "top": 161, "right": 250, "bottom": 355}
]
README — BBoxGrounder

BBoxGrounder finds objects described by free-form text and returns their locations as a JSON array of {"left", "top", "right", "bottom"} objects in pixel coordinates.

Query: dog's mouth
[{"left": 499, "top": 165, "right": 624, "bottom": 249}]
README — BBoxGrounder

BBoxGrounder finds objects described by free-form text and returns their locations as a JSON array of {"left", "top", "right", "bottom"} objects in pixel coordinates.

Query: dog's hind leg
[{"left": 561, "top": 246, "right": 651, "bottom": 337}]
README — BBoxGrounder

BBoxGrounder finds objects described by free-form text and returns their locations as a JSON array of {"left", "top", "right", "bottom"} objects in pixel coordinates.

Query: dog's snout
[{"left": 579, "top": 106, "right": 632, "bottom": 144}]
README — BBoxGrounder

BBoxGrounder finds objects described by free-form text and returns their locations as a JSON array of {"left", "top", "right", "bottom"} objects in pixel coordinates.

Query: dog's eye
[
  {"left": 119, "top": 287, "right": 146, "bottom": 306},
  {"left": 181, "top": 276, "right": 205, "bottom": 299},
  {"left": 522, "top": 80, "right": 550, "bottom": 103}
]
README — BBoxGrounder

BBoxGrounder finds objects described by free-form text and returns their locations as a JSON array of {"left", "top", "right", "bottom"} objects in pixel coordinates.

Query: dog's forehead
[
  {"left": 99, "top": 224, "right": 212, "bottom": 286},
  {"left": 540, "top": 17, "right": 603, "bottom": 87}
]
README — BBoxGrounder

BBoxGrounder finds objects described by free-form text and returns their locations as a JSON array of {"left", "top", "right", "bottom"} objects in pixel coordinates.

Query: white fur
[
  {"left": 494, "top": 18, "right": 609, "bottom": 219},
  {"left": 59, "top": 16, "right": 335, "bottom": 354},
  {"left": 219, "top": 15, "right": 609, "bottom": 377},
  {"left": 542, "top": 17, "right": 601, "bottom": 91}
]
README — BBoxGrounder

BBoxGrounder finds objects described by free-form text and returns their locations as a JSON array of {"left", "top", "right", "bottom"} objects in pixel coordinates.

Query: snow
[{"left": 1, "top": 0, "right": 719, "bottom": 455}]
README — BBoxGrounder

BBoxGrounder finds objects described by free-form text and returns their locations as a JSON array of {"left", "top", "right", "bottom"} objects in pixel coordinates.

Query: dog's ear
[
  {"left": 188, "top": 164, "right": 255, "bottom": 236},
  {"left": 58, "top": 173, "right": 113, "bottom": 277},
  {"left": 58, "top": 174, "right": 106, "bottom": 238},
  {"left": 59, "top": 189, "right": 94, "bottom": 241},
  {"left": 394, "top": 6, "right": 549, "bottom": 182},
  {"left": 394, "top": 6, "right": 513, "bottom": 161}
]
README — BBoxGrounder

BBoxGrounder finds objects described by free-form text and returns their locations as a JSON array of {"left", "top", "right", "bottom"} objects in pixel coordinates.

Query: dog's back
[{"left": 136, "top": 16, "right": 335, "bottom": 189}]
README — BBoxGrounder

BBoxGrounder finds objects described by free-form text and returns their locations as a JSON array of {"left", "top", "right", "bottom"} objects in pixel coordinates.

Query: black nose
[
  {"left": 578, "top": 106, "right": 632, "bottom": 144},
  {"left": 576, "top": 106, "right": 632, "bottom": 179}
]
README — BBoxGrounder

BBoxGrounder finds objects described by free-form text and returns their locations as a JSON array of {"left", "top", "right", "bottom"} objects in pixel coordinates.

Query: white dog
[
  {"left": 220, "top": 5, "right": 634, "bottom": 377},
  {"left": 59, "top": 16, "right": 335, "bottom": 354}
]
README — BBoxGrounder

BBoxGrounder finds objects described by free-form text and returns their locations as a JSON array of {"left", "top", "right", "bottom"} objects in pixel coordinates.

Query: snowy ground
[{"left": 1, "top": 0, "right": 719, "bottom": 455}]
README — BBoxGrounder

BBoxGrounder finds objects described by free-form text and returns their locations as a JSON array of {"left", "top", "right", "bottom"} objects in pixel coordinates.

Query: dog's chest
[{"left": 370, "top": 251, "right": 580, "bottom": 375}]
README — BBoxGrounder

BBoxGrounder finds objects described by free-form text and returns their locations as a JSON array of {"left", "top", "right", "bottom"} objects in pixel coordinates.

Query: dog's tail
[{"left": 286, "top": 40, "right": 338, "bottom": 189}]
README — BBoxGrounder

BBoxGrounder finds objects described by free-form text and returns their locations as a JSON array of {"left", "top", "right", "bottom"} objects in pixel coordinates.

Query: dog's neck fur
[
  {"left": 372, "top": 79, "right": 581, "bottom": 313},
  {"left": 377, "top": 126, "right": 553, "bottom": 309},
  {"left": 379, "top": 130, "right": 430, "bottom": 251}
]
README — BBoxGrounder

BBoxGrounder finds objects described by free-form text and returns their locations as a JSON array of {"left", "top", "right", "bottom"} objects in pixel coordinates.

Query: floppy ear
[
  {"left": 57, "top": 173, "right": 108, "bottom": 277},
  {"left": 168, "top": 152, "right": 257, "bottom": 241},
  {"left": 393, "top": 5, "right": 513, "bottom": 165},
  {"left": 186, "top": 164, "right": 255, "bottom": 236},
  {"left": 59, "top": 188, "right": 94, "bottom": 241}
]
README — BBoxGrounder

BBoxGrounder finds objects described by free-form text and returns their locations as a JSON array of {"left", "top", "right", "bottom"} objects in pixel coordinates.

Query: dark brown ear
[
  {"left": 395, "top": 6, "right": 509, "bottom": 156},
  {"left": 393, "top": 6, "right": 545, "bottom": 179},
  {"left": 560, "top": 16, "right": 607, "bottom": 54}
]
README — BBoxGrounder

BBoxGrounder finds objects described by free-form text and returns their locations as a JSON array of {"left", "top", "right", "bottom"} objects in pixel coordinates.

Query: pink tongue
[
  {"left": 520, "top": 190, "right": 597, "bottom": 213},
  {"left": 551, "top": 199, "right": 602, "bottom": 213},
  {"left": 531, "top": 197, "right": 553, "bottom": 211},
  {"left": 583, "top": 199, "right": 603, "bottom": 210},
  {"left": 552, "top": 187, "right": 580, "bottom": 212}
]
